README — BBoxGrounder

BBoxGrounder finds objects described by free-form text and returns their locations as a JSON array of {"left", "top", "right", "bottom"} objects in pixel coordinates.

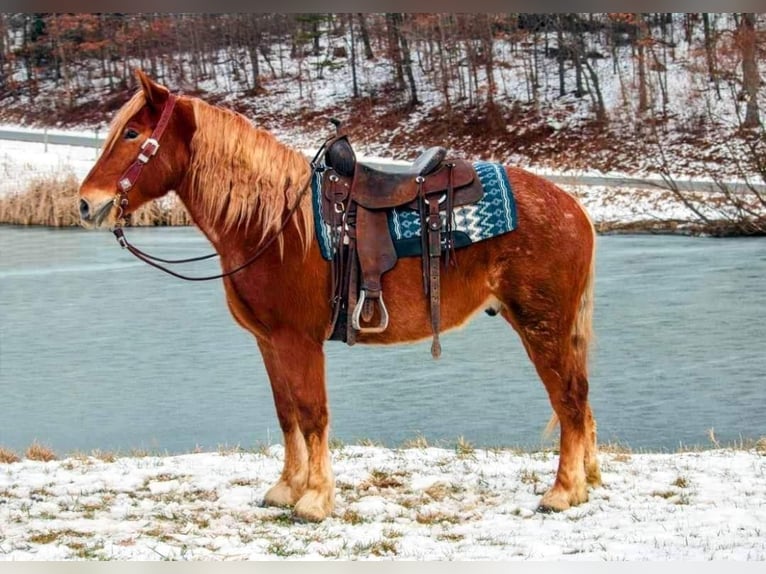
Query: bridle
[{"left": 109, "top": 92, "right": 308, "bottom": 282}]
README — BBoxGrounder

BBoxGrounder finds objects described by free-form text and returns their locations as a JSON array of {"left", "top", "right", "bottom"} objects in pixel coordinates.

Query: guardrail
[
  {"left": 0, "top": 128, "right": 105, "bottom": 149},
  {"left": 1, "top": 127, "right": 764, "bottom": 194}
]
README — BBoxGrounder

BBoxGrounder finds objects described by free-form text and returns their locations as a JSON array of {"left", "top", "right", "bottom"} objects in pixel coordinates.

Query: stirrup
[{"left": 351, "top": 289, "right": 389, "bottom": 333}]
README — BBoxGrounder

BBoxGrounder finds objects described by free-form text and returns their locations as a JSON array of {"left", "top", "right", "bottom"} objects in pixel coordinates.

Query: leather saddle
[{"left": 316, "top": 132, "right": 484, "bottom": 358}]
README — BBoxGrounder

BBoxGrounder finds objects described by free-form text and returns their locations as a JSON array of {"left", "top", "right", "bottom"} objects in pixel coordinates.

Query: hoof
[
  {"left": 263, "top": 480, "right": 300, "bottom": 508},
  {"left": 293, "top": 489, "right": 334, "bottom": 523},
  {"left": 538, "top": 483, "right": 587, "bottom": 512},
  {"left": 536, "top": 503, "right": 559, "bottom": 514}
]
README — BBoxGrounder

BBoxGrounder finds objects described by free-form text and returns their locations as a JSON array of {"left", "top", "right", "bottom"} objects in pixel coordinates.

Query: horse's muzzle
[{"left": 78, "top": 196, "right": 114, "bottom": 228}]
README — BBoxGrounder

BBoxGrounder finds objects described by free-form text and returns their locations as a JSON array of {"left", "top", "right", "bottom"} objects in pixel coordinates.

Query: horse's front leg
[
  {"left": 259, "top": 330, "right": 335, "bottom": 522},
  {"left": 258, "top": 341, "right": 309, "bottom": 508}
]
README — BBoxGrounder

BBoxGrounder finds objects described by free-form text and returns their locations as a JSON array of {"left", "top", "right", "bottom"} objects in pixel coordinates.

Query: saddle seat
[
  {"left": 361, "top": 146, "right": 446, "bottom": 177},
  {"left": 318, "top": 132, "right": 485, "bottom": 358}
]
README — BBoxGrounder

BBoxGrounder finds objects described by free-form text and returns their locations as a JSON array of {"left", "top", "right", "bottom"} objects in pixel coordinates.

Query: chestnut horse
[{"left": 79, "top": 70, "right": 600, "bottom": 522}]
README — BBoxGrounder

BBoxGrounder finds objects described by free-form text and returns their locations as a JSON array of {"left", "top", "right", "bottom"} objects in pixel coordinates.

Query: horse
[{"left": 78, "top": 70, "right": 600, "bottom": 522}]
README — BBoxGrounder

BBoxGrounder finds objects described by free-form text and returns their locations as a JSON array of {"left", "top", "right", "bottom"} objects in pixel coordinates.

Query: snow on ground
[{"left": 1, "top": 445, "right": 764, "bottom": 560}]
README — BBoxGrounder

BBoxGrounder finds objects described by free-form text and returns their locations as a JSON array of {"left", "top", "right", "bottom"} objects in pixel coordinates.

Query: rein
[
  {"left": 110, "top": 92, "right": 310, "bottom": 282},
  {"left": 112, "top": 188, "right": 308, "bottom": 282}
]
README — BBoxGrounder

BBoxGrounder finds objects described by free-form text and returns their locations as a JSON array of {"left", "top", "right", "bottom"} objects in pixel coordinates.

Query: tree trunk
[
  {"left": 635, "top": 13, "right": 649, "bottom": 116},
  {"left": 436, "top": 16, "right": 451, "bottom": 114},
  {"left": 247, "top": 15, "right": 262, "bottom": 91},
  {"left": 357, "top": 13, "right": 374, "bottom": 59},
  {"left": 0, "top": 14, "right": 6, "bottom": 91},
  {"left": 556, "top": 16, "right": 565, "bottom": 97},
  {"left": 349, "top": 14, "right": 359, "bottom": 98},
  {"left": 702, "top": 13, "right": 720, "bottom": 98},
  {"left": 386, "top": 13, "right": 405, "bottom": 89},
  {"left": 583, "top": 56, "right": 608, "bottom": 124},
  {"left": 396, "top": 14, "right": 419, "bottom": 108},
  {"left": 482, "top": 14, "right": 495, "bottom": 105},
  {"left": 739, "top": 13, "right": 761, "bottom": 129}
]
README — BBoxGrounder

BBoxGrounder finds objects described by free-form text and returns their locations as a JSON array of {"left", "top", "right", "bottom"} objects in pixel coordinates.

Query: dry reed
[
  {"left": 0, "top": 447, "right": 21, "bottom": 464},
  {"left": 0, "top": 173, "right": 192, "bottom": 227},
  {"left": 25, "top": 441, "right": 58, "bottom": 462}
]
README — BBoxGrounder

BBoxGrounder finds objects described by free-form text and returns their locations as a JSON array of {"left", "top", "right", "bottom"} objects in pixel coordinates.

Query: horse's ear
[{"left": 134, "top": 68, "right": 169, "bottom": 109}]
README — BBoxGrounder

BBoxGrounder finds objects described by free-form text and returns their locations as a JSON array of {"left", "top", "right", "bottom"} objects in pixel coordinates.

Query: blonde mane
[{"left": 187, "top": 98, "right": 314, "bottom": 254}]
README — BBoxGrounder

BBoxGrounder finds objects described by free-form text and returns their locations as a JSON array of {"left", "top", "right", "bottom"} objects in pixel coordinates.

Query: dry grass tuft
[
  {"left": 0, "top": 174, "right": 82, "bottom": 226},
  {"left": 91, "top": 449, "right": 118, "bottom": 463},
  {"left": 25, "top": 441, "right": 57, "bottom": 462},
  {"left": 401, "top": 434, "right": 429, "bottom": 449},
  {"left": 424, "top": 482, "right": 451, "bottom": 501},
  {"left": 0, "top": 446, "right": 21, "bottom": 464},
  {"left": 672, "top": 476, "right": 690, "bottom": 489},
  {"left": 455, "top": 436, "right": 475, "bottom": 458},
  {"left": 360, "top": 469, "right": 406, "bottom": 491},
  {"left": 0, "top": 173, "right": 191, "bottom": 227}
]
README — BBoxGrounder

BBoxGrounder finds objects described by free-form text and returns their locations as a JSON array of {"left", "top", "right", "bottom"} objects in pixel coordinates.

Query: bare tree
[
  {"left": 356, "top": 14, "right": 374, "bottom": 60},
  {"left": 635, "top": 13, "right": 649, "bottom": 116},
  {"left": 738, "top": 13, "right": 761, "bottom": 129},
  {"left": 348, "top": 13, "right": 358, "bottom": 98},
  {"left": 701, "top": 13, "right": 721, "bottom": 98},
  {"left": 385, "top": 13, "right": 405, "bottom": 90},
  {"left": 386, "top": 13, "right": 418, "bottom": 108}
]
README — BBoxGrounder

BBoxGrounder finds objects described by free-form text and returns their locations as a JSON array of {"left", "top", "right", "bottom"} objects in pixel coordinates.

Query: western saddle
[{"left": 314, "top": 127, "right": 484, "bottom": 358}]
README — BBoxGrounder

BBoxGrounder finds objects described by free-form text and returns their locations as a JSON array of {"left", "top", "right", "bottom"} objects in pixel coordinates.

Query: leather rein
[{"left": 110, "top": 93, "right": 308, "bottom": 282}]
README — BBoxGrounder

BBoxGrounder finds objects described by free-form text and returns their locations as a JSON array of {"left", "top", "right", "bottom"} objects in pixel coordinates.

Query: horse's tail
[{"left": 572, "top": 232, "right": 596, "bottom": 377}]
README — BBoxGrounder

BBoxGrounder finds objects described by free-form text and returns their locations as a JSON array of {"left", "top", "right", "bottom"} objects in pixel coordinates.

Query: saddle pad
[{"left": 311, "top": 161, "right": 517, "bottom": 261}]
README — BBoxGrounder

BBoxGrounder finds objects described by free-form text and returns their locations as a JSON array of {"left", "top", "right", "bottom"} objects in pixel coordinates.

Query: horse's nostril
[{"left": 79, "top": 198, "right": 90, "bottom": 220}]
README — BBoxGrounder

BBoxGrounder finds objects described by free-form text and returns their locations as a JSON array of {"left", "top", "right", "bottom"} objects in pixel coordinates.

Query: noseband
[{"left": 108, "top": 92, "right": 309, "bottom": 282}]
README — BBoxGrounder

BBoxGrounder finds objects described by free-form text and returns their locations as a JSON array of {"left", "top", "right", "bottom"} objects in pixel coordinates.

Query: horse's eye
[{"left": 124, "top": 128, "right": 140, "bottom": 140}]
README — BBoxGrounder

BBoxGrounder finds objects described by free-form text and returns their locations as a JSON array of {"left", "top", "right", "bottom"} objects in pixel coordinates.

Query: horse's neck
[
  {"left": 175, "top": 191, "right": 230, "bottom": 249},
  {"left": 175, "top": 171, "right": 308, "bottom": 264},
  {"left": 172, "top": 182, "right": 254, "bottom": 255},
  {"left": 174, "top": 109, "right": 312, "bottom": 259}
]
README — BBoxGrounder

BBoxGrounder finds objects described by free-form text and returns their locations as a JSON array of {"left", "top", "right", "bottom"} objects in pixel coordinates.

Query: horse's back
[{"left": 356, "top": 165, "right": 594, "bottom": 344}]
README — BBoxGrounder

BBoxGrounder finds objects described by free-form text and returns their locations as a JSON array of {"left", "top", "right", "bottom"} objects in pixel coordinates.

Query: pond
[{"left": 0, "top": 226, "right": 764, "bottom": 454}]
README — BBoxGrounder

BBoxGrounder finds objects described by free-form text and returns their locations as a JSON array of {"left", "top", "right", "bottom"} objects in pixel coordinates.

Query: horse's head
[{"left": 79, "top": 70, "right": 192, "bottom": 228}]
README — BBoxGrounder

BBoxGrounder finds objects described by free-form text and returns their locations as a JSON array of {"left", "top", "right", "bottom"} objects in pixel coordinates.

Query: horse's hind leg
[
  {"left": 500, "top": 293, "right": 598, "bottom": 511},
  {"left": 260, "top": 329, "right": 335, "bottom": 522}
]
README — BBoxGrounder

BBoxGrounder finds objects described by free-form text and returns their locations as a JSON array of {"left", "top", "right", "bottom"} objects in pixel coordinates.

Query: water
[{"left": 1, "top": 226, "right": 764, "bottom": 454}]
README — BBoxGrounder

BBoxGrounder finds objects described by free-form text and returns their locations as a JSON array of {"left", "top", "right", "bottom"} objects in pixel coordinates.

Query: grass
[
  {"left": 672, "top": 476, "right": 690, "bottom": 489},
  {"left": 0, "top": 173, "right": 191, "bottom": 227},
  {"left": 415, "top": 511, "right": 461, "bottom": 525},
  {"left": 401, "top": 434, "right": 429, "bottom": 449},
  {"left": 25, "top": 441, "right": 57, "bottom": 462},
  {"left": 0, "top": 447, "right": 20, "bottom": 463},
  {"left": 1, "top": 432, "right": 764, "bottom": 470},
  {"left": 352, "top": 539, "right": 398, "bottom": 557},
  {"left": 361, "top": 468, "right": 406, "bottom": 490},
  {"left": 341, "top": 509, "right": 365, "bottom": 525},
  {"left": 455, "top": 436, "right": 475, "bottom": 458},
  {"left": 29, "top": 529, "right": 94, "bottom": 545}
]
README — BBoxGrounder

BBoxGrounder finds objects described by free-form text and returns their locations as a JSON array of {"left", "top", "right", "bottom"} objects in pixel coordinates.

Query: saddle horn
[{"left": 329, "top": 117, "right": 342, "bottom": 134}]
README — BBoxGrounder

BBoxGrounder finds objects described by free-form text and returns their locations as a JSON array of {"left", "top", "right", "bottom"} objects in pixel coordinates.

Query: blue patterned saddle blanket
[{"left": 312, "top": 161, "right": 517, "bottom": 260}]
